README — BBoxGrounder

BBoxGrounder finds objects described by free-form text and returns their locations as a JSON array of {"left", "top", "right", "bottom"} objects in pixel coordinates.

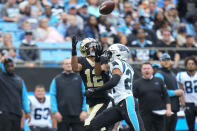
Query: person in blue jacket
[
  {"left": 50, "top": 58, "right": 87, "bottom": 131},
  {"left": 0, "top": 57, "right": 31, "bottom": 131},
  {"left": 155, "top": 53, "right": 184, "bottom": 131}
]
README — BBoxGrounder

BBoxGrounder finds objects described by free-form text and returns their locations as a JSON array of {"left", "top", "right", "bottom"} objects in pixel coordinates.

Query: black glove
[
  {"left": 72, "top": 36, "right": 78, "bottom": 56},
  {"left": 93, "top": 45, "right": 103, "bottom": 62},
  {"left": 84, "top": 88, "right": 97, "bottom": 97}
]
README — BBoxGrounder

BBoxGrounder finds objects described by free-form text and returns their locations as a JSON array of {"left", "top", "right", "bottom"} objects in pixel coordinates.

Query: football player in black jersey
[{"left": 71, "top": 36, "right": 110, "bottom": 127}]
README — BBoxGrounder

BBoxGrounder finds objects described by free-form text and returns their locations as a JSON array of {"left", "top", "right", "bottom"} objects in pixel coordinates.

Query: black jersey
[{"left": 78, "top": 56, "right": 109, "bottom": 106}]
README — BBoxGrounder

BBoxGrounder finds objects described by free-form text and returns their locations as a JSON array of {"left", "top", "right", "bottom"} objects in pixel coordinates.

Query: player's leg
[
  {"left": 85, "top": 106, "right": 122, "bottom": 131},
  {"left": 121, "top": 96, "right": 145, "bottom": 131},
  {"left": 85, "top": 102, "right": 109, "bottom": 126},
  {"left": 185, "top": 103, "right": 195, "bottom": 131},
  {"left": 57, "top": 121, "right": 70, "bottom": 131}
]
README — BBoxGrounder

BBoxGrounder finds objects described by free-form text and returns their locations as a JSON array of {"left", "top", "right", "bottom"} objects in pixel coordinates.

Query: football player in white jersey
[
  {"left": 29, "top": 85, "right": 56, "bottom": 131},
  {"left": 84, "top": 44, "right": 145, "bottom": 131},
  {"left": 176, "top": 56, "right": 197, "bottom": 131}
]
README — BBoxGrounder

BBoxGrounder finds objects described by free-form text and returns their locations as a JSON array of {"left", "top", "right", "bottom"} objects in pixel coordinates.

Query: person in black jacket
[
  {"left": 0, "top": 57, "right": 31, "bottom": 131},
  {"left": 155, "top": 53, "right": 184, "bottom": 131},
  {"left": 19, "top": 30, "right": 39, "bottom": 62},
  {"left": 133, "top": 62, "right": 171, "bottom": 131},
  {"left": 50, "top": 58, "right": 88, "bottom": 131}
]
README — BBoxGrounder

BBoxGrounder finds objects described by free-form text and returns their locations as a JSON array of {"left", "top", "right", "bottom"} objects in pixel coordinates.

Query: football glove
[
  {"left": 84, "top": 88, "right": 97, "bottom": 97},
  {"left": 72, "top": 36, "right": 78, "bottom": 56},
  {"left": 93, "top": 45, "right": 104, "bottom": 62}
]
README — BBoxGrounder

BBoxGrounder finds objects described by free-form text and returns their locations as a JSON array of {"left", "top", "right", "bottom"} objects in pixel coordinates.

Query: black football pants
[
  {"left": 85, "top": 96, "right": 145, "bottom": 131},
  {"left": 185, "top": 103, "right": 197, "bottom": 131}
]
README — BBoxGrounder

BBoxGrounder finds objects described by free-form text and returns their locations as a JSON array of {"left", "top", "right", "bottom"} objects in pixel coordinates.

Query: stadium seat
[{"left": 0, "top": 22, "right": 18, "bottom": 31}]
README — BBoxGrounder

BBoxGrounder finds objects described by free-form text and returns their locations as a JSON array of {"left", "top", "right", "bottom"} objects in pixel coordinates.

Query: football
[{"left": 99, "top": 1, "right": 115, "bottom": 15}]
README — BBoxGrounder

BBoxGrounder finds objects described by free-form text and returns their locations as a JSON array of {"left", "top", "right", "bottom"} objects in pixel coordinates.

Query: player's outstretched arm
[
  {"left": 71, "top": 36, "right": 82, "bottom": 72},
  {"left": 85, "top": 68, "right": 122, "bottom": 96},
  {"left": 94, "top": 45, "right": 103, "bottom": 76}
]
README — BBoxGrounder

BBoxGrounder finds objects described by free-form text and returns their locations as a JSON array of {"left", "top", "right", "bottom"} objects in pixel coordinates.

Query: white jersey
[
  {"left": 176, "top": 71, "right": 197, "bottom": 106},
  {"left": 28, "top": 95, "right": 52, "bottom": 127},
  {"left": 109, "top": 59, "right": 134, "bottom": 104}
]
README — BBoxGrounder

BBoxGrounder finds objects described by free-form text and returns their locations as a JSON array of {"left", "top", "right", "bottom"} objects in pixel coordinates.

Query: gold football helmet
[{"left": 80, "top": 38, "right": 99, "bottom": 57}]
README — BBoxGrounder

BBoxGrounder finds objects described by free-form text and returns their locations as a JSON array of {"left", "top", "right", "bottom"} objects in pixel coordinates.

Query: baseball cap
[
  {"left": 68, "top": 4, "right": 77, "bottom": 10},
  {"left": 167, "top": 4, "right": 175, "bottom": 10},
  {"left": 25, "top": 30, "right": 32, "bottom": 35},
  {"left": 81, "top": 3, "right": 88, "bottom": 8},
  {"left": 152, "top": 63, "right": 161, "bottom": 68},
  {"left": 160, "top": 53, "right": 171, "bottom": 60},
  {"left": 100, "top": 32, "right": 108, "bottom": 37}
]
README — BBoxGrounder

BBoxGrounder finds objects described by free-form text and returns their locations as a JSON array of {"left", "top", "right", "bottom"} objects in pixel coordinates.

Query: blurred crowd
[{"left": 0, "top": 0, "right": 197, "bottom": 67}]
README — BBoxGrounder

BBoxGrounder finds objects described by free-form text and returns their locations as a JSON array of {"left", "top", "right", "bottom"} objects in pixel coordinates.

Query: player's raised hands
[
  {"left": 93, "top": 45, "right": 104, "bottom": 62},
  {"left": 72, "top": 36, "right": 78, "bottom": 56},
  {"left": 72, "top": 36, "right": 78, "bottom": 50}
]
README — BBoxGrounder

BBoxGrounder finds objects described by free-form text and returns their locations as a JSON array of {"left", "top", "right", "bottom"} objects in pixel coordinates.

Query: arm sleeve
[
  {"left": 132, "top": 81, "right": 139, "bottom": 98},
  {"left": 81, "top": 81, "right": 87, "bottom": 112},
  {"left": 154, "top": 72, "right": 164, "bottom": 81},
  {"left": 161, "top": 80, "right": 170, "bottom": 104},
  {"left": 155, "top": 72, "right": 175, "bottom": 97},
  {"left": 95, "top": 74, "right": 121, "bottom": 93},
  {"left": 49, "top": 79, "right": 58, "bottom": 114},
  {"left": 22, "top": 80, "right": 30, "bottom": 113}
]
